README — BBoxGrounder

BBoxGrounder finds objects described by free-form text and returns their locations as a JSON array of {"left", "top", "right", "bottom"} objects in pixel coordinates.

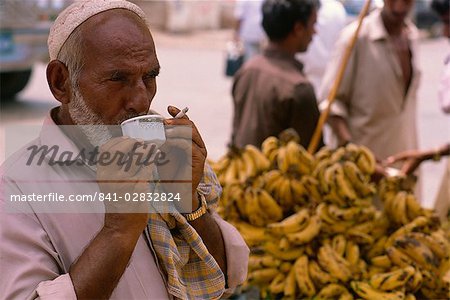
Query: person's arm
[
  {"left": 70, "top": 137, "right": 154, "bottom": 299},
  {"left": 385, "top": 143, "right": 450, "bottom": 175},
  {"left": 318, "top": 25, "right": 357, "bottom": 146}
]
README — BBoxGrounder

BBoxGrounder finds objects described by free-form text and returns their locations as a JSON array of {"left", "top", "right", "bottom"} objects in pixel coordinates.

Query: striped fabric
[{"left": 147, "top": 163, "right": 225, "bottom": 299}]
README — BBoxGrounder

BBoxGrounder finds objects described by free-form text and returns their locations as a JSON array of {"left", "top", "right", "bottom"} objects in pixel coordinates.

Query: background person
[{"left": 231, "top": 0, "right": 324, "bottom": 150}]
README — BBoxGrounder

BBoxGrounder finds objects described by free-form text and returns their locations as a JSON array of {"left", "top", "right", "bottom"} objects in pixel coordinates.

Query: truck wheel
[{"left": 0, "top": 70, "right": 32, "bottom": 100}]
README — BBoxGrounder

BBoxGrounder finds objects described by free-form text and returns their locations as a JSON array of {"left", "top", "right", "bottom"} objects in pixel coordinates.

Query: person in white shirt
[
  {"left": 233, "top": 0, "right": 267, "bottom": 61},
  {"left": 296, "top": 0, "right": 346, "bottom": 92}
]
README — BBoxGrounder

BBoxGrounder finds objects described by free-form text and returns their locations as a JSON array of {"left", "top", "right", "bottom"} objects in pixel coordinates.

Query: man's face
[
  {"left": 382, "top": 0, "right": 415, "bottom": 25},
  {"left": 298, "top": 9, "right": 317, "bottom": 52},
  {"left": 73, "top": 10, "right": 160, "bottom": 126}
]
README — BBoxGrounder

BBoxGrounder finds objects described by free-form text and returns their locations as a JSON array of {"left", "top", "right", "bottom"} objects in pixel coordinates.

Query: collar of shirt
[
  {"left": 368, "top": 8, "right": 419, "bottom": 42},
  {"left": 264, "top": 46, "right": 305, "bottom": 72}
]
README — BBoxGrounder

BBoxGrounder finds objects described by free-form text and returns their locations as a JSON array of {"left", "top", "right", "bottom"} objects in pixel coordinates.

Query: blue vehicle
[{"left": 0, "top": 0, "right": 71, "bottom": 100}]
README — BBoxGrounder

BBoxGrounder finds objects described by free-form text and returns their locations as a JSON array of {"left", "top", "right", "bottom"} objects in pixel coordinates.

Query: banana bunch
[
  {"left": 239, "top": 187, "right": 284, "bottom": 226},
  {"left": 212, "top": 144, "right": 270, "bottom": 186}
]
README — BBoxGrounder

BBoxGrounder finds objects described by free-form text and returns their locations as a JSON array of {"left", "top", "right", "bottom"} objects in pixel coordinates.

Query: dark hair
[
  {"left": 262, "top": 0, "right": 318, "bottom": 41},
  {"left": 431, "top": 0, "right": 449, "bottom": 15}
]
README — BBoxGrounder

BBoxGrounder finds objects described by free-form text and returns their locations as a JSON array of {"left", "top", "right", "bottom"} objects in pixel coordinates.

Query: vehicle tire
[{"left": 0, "top": 70, "right": 32, "bottom": 100}]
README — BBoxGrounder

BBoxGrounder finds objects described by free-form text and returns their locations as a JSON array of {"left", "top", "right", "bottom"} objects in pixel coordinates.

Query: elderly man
[
  {"left": 0, "top": 1, "right": 248, "bottom": 299},
  {"left": 231, "top": 0, "right": 324, "bottom": 150},
  {"left": 319, "top": 0, "right": 420, "bottom": 161}
]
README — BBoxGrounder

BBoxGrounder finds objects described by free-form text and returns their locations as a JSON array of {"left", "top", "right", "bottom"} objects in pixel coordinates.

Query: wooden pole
[{"left": 307, "top": 0, "right": 372, "bottom": 154}]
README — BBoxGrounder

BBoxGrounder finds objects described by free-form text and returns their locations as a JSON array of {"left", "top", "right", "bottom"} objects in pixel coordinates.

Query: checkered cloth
[{"left": 147, "top": 163, "right": 225, "bottom": 299}]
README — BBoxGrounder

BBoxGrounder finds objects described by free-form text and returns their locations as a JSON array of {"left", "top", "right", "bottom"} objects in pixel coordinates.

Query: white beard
[{"left": 68, "top": 87, "right": 112, "bottom": 148}]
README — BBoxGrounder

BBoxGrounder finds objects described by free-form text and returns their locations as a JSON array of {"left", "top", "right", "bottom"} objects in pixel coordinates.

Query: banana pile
[{"left": 212, "top": 132, "right": 450, "bottom": 299}]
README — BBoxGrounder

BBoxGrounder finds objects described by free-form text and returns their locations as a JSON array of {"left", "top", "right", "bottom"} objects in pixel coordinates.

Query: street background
[{"left": 0, "top": 27, "right": 448, "bottom": 208}]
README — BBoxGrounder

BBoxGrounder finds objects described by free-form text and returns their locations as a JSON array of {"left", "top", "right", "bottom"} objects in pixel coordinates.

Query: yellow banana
[
  {"left": 334, "top": 164, "right": 358, "bottom": 202},
  {"left": 385, "top": 216, "right": 430, "bottom": 249},
  {"left": 264, "top": 241, "right": 304, "bottom": 261},
  {"left": 290, "top": 178, "right": 309, "bottom": 206},
  {"left": 279, "top": 237, "right": 291, "bottom": 251},
  {"left": 345, "top": 240, "right": 360, "bottom": 266},
  {"left": 247, "top": 268, "right": 279, "bottom": 284},
  {"left": 407, "top": 231, "right": 449, "bottom": 260},
  {"left": 277, "top": 146, "right": 290, "bottom": 173},
  {"left": 244, "top": 187, "right": 267, "bottom": 227},
  {"left": 393, "top": 236, "right": 440, "bottom": 271},
  {"left": 261, "top": 136, "right": 280, "bottom": 164},
  {"left": 240, "top": 149, "right": 258, "bottom": 180},
  {"left": 316, "top": 283, "right": 349, "bottom": 299},
  {"left": 356, "top": 145, "right": 376, "bottom": 175},
  {"left": 385, "top": 246, "right": 415, "bottom": 268},
  {"left": 245, "top": 144, "right": 271, "bottom": 172},
  {"left": 257, "top": 188, "right": 283, "bottom": 222},
  {"left": 318, "top": 244, "right": 353, "bottom": 282},
  {"left": 405, "top": 267, "right": 422, "bottom": 293},
  {"left": 221, "top": 158, "right": 238, "bottom": 185},
  {"left": 404, "top": 294, "right": 416, "bottom": 300},
  {"left": 327, "top": 204, "right": 362, "bottom": 222},
  {"left": 342, "top": 160, "right": 375, "bottom": 197},
  {"left": 286, "top": 215, "right": 321, "bottom": 245},
  {"left": 294, "top": 255, "right": 316, "bottom": 297},
  {"left": 404, "top": 193, "right": 423, "bottom": 221},
  {"left": 370, "top": 255, "right": 392, "bottom": 269},
  {"left": 283, "top": 266, "right": 297, "bottom": 300},
  {"left": 267, "top": 208, "right": 310, "bottom": 235},
  {"left": 279, "top": 261, "right": 292, "bottom": 273},
  {"left": 391, "top": 191, "right": 409, "bottom": 225},
  {"left": 248, "top": 255, "right": 282, "bottom": 270},
  {"left": 263, "top": 169, "right": 284, "bottom": 194},
  {"left": 301, "top": 175, "right": 322, "bottom": 203},
  {"left": 268, "top": 272, "right": 286, "bottom": 295},
  {"left": 308, "top": 259, "right": 337, "bottom": 286},
  {"left": 277, "top": 176, "right": 294, "bottom": 210},
  {"left": 369, "top": 266, "right": 415, "bottom": 291},
  {"left": 315, "top": 146, "right": 333, "bottom": 162},
  {"left": 231, "top": 220, "right": 268, "bottom": 247},
  {"left": 350, "top": 281, "right": 405, "bottom": 300},
  {"left": 332, "top": 234, "right": 348, "bottom": 257}
]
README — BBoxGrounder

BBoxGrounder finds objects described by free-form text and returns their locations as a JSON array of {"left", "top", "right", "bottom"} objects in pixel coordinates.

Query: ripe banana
[
  {"left": 286, "top": 215, "right": 321, "bottom": 245},
  {"left": 332, "top": 234, "right": 347, "bottom": 257},
  {"left": 294, "top": 255, "right": 316, "bottom": 297},
  {"left": 370, "top": 255, "right": 392, "bottom": 269},
  {"left": 301, "top": 175, "right": 322, "bottom": 203},
  {"left": 247, "top": 268, "right": 279, "bottom": 284},
  {"left": 369, "top": 266, "right": 415, "bottom": 291},
  {"left": 277, "top": 176, "right": 294, "bottom": 210},
  {"left": 345, "top": 240, "right": 360, "bottom": 266},
  {"left": 393, "top": 236, "right": 440, "bottom": 271},
  {"left": 318, "top": 244, "right": 353, "bottom": 282},
  {"left": 264, "top": 241, "right": 304, "bottom": 261},
  {"left": 407, "top": 231, "right": 449, "bottom": 260},
  {"left": 308, "top": 259, "right": 337, "bottom": 286},
  {"left": 231, "top": 220, "right": 268, "bottom": 247},
  {"left": 342, "top": 160, "right": 375, "bottom": 197},
  {"left": 350, "top": 281, "right": 406, "bottom": 300},
  {"left": 256, "top": 188, "right": 283, "bottom": 222},
  {"left": 248, "top": 255, "right": 282, "bottom": 270},
  {"left": 385, "top": 246, "right": 415, "bottom": 268},
  {"left": 405, "top": 267, "right": 422, "bottom": 293},
  {"left": 244, "top": 144, "right": 270, "bottom": 172},
  {"left": 261, "top": 136, "right": 279, "bottom": 162},
  {"left": 267, "top": 208, "right": 310, "bottom": 235},
  {"left": 356, "top": 145, "right": 376, "bottom": 175},
  {"left": 244, "top": 187, "right": 267, "bottom": 226},
  {"left": 283, "top": 266, "right": 297, "bottom": 300},
  {"left": 316, "top": 283, "right": 349, "bottom": 300},
  {"left": 268, "top": 272, "right": 286, "bottom": 294}
]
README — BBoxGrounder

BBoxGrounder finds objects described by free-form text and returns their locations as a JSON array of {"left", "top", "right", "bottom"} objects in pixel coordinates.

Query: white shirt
[
  {"left": 297, "top": 0, "right": 347, "bottom": 93},
  {"left": 234, "top": 0, "right": 266, "bottom": 43}
]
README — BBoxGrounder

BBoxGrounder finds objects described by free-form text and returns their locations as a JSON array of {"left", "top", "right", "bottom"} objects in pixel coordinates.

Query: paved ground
[{"left": 0, "top": 29, "right": 448, "bottom": 208}]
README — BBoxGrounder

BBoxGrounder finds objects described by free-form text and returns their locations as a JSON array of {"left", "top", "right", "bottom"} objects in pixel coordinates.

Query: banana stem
[{"left": 307, "top": 0, "right": 372, "bottom": 154}]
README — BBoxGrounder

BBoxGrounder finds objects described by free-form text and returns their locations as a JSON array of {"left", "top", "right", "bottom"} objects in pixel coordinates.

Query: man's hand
[
  {"left": 328, "top": 115, "right": 352, "bottom": 147},
  {"left": 384, "top": 150, "right": 426, "bottom": 175},
  {"left": 159, "top": 106, "right": 207, "bottom": 212},
  {"left": 97, "top": 137, "right": 157, "bottom": 232}
]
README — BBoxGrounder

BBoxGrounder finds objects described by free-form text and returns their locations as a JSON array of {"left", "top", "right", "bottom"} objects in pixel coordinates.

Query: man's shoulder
[
  {"left": 238, "top": 54, "right": 308, "bottom": 86},
  {"left": 1, "top": 137, "right": 44, "bottom": 180}
]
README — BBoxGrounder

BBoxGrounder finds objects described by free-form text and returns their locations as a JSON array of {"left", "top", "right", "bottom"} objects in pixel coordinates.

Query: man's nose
[{"left": 125, "top": 79, "right": 150, "bottom": 114}]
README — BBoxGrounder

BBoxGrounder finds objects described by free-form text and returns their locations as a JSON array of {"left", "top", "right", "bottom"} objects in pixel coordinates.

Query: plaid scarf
[{"left": 147, "top": 164, "right": 225, "bottom": 299}]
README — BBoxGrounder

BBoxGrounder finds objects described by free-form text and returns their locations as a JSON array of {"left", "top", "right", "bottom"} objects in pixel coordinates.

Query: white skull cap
[{"left": 48, "top": 0, "right": 148, "bottom": 61}]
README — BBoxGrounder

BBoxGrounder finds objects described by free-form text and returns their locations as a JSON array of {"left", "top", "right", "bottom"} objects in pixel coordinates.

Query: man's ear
[
  {"left": 46, "top": 60, "right": 72, "bottom": 104},
  {"left": 293, "top": 21, "right": 305, "bottom": 37}
]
